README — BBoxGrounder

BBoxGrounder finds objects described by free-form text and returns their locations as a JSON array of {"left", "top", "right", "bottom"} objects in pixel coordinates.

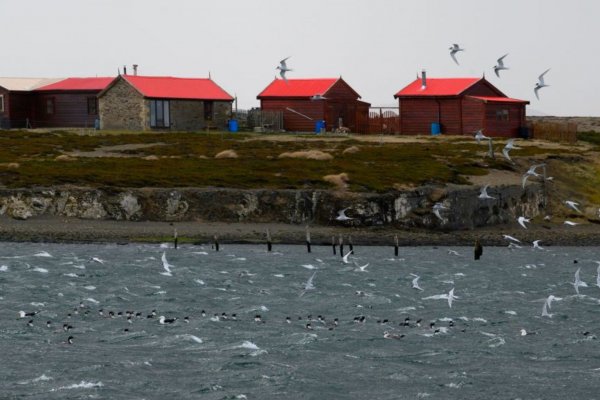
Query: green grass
[{"left": 0, "top": 130, "right": 584, "bottom": 192}]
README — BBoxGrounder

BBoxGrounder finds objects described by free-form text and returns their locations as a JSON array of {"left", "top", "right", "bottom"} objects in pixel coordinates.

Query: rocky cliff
[{"left": 0, "top": 185, "right": 544, "bottom": 230}]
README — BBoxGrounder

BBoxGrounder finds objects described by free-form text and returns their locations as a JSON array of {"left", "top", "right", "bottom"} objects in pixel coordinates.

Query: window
[
  {"left": 496, "top": 109, "right": 509, "bottom": 121},
  {"left": 45, "top": 98, "right": 55, "bottom": 115},
  {"left": 87, "top": 97, "right": 98, "bottom": 115},
  {"left": 204, "top": 101, "right": 214, "bottom": 121},
  {"left": 150, "top": 100, "right": 170, "bottom": 128},
  {"left": 0, "top": 95, "right": 4, "bottom": 112}
]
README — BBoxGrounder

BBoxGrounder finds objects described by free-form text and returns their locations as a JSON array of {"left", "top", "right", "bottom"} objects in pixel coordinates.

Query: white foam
[
  {"left": 63, "top": 273, "right": 78, "bottom": 278},
  {"left": 260, "top": 305, "right": 269, "bottom": 311},
  {"left": 53, "top": 381, "right": 104, "bottom": 391},
  {"left": 85, "top": 298, "right": 99, "bottom": 304},
  {"left": 239, "top": 341, "right": 260, "bottom": 350},
  {"left": 33, "top": 267, "right": 48, "bottom": 273},
  {"left": 302, "top": 264, "right": 316, "bottom": 270},
  {"left": 18, "top": 374, "right": 53, "bottom": 384},
  {"left": 159, "top": 243, "right": 170, "bottom": 248},
  {"left": 273, "top": 274, "right": 285, "bottom": 278},
  {"left": 73, "top": 264, "right": 86, "bottom": 270},
  {"left": 396, "top": 306, "right": 416, "bottom": 312},
  {"left": 192, "top": 251, "right": 208, "bottom": 255},
  {"left": 84, "top": 285, "right": 96, "bottom": 291},
  {"left": 180, "top": 334, "right": 203, "bottom": 344},
  {"left": 34, "top": 251, "right": 52, "bottom": 258},
  {"left": 0, "top": 265, "right": 8, "bottom": 272},
  {"left": 30, "top": 302, "right": 45, "bottom": 307},
  {"left": 504, "top": 310, "right": 517, "bottom": 315},
  {"left": 195, "top": 279, "right": 205, "bottom": 285}
]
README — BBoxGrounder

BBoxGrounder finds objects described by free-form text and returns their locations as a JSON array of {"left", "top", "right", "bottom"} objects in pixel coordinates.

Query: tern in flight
[
  {"left": 449, "top": 43, "right": 465, "bottom": 65},
  {"left": 494, "top": 53, "right": 509, "bottom": 77},
  {"left": 276, "top": 56, "right": 292, "bottom": 83},
  {"left": 534, "top": 69, "right": 551, "bottom": 100}
]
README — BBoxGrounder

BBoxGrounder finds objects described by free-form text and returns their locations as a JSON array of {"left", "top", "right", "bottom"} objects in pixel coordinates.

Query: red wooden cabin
[
  {"left": 257, "top": 77, "right": 370, "bottom": 133},
  {"left": 394, "top": 73, "right": 529, "bottom": 137},
  {"left": 0, "top": 78, "right": 61, "bottom": 128},
  {"left": 34, "top": 77, "right": 113, "bottom": 128}
]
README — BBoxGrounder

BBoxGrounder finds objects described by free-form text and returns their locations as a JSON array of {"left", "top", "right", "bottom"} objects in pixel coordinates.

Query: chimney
[
  {"left": 133, "top": 64, "right": 138, "bottom": 76},
  {"left": 421, "top": 70, "right": 427, "bottom": 89},
  {"left": 123, "top": 65, "right": 127, "bottom": 75}
]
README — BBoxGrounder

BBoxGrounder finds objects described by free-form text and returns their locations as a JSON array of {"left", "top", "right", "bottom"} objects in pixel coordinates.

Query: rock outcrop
[{"left": 0, "top": 185, "right": 544, "bottom": 229}]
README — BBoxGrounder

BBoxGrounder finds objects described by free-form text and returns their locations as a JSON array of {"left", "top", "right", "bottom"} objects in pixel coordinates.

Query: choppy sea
[{"left": 2, "top": 242, "right": 600, "bottom": 399}]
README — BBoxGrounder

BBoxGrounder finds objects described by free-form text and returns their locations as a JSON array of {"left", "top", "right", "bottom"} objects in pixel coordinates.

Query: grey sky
[{"left": 1, "top": 0, "right": 597, "bottom": 116}]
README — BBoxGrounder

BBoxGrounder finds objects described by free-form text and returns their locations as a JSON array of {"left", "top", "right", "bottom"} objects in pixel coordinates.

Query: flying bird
[
  {"left": 341, "top": 250, "right": 353, "bottom": 264},
  {"left": 532, "top": 240, "right": 544, "bottom": 250},
  {"left": 522, "top": 164, "right": 544, "bottom": 188},
  {"left": 534, "top": 68, "right": 551, "bottom": 100},
  {"left": 494, "top": 53, "right": 509, "bottom": 77},
  {"left": 564, "top": 221, "right": 579, "bottom": 226},
  {"left": 410, "top": 273, "right": 423, "bottom": 291},
  {"left": 517, "top": 216, "right": 530, "bottom": 229},
  {"left": 432, "top": 202, "right": 448, "bottom": 222},
  {"left": 276, "top": 56, "right": 292, "bottom": 83},
  {"left": 565, "top": 200, "right": 582, "bottom": 213},
  {"left": 573, "top": 267, "right": 588, "bottom": 294},
  {"left": 449, "top": 44, "right": 464, "bottom": 65},
  {"left": 502, "top": 139, "right": 519, "bottom": 162},
  {"left": 300, "top": 271, "right": 317, "bottom": 297},
  {"left": 335, "top": 208, "right": 353, "bottom": 221},
  {"left": 503, "top": 234, "right": 521, "bottom": 243},
  {"left": 478, "top": 185, "right": 496, "bottom": 200},
  {"left": 474, "top": 129, "right": 489, "bottom": 144}
]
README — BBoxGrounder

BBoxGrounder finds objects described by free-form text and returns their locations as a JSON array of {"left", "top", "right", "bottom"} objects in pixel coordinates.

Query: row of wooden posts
[{"left": 171, "top": 227, "right": 401, "bottom": 257}]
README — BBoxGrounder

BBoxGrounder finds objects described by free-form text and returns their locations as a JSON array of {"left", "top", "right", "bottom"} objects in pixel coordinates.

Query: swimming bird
[
  {"left": 573, "top": 268, "right": 588, "bottom": 294},
  {"left": 565, "top": 200, "right": 582, "bottom": 213},
  {"left": 18, "top": 311, "right": 37, "bottom": 318},
  {"left": 159, "top": 316, "right": 177, "bottom": 324},
  {"left": 65, "top": 336, "right": 74, "bottom": 345},
  {"left": 478, "top": 185, "right": 495, "bottom": 200},
  {"left": 532, "top": 240, "right": 544, "bottom": 250},
  {"left": 432, "top": 202, "right": 448, "bottom": 222},
  {"left": 335, "top": 208, "right": 353, "bottom": 221},
  {"left": 276, "top": 56, "right": 292, "bottom": 83},
  {"left": 502, "top": 139, "right": 519, "bottom": 162},
  {"left": 534, "top": 68, "right": 550, "bottom": 100},
  {"left": 503, "top": 234, "right": 521, "bottom": 243},
  {"left": 449, "top": 43, "right": 464, "bottom": 65},
  {"left": 410, "top": 273, "right": 423, "bottom": 291},
  {"left": 517, "top": 216, "right": 530, "bottom": 229},
  {"left": 494, "top": 53, "right": 509, "bottom": 77}
]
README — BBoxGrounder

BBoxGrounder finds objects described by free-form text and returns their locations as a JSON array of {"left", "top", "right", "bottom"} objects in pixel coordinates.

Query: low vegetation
[{"left": 0, "top": 129, "right": 594, "bottom": 194}]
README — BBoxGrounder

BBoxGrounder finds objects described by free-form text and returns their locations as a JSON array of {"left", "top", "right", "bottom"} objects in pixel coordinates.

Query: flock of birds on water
[
  {"left": 11, "top": 235, "right": 600, "bottom": 348},
  {"left": 276, "top": 44, "right": 551, "bottom": 100}
]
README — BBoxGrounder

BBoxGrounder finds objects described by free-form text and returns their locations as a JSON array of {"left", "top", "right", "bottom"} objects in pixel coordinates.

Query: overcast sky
[{"left": 1, "top": 0, "right": 597, "bottom": 116}]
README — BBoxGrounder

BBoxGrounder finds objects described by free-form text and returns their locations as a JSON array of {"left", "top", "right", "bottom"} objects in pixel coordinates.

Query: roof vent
[
  {"left": 421, "top": 70, "right": 427, "bottom": 90},
  {"left": 133, "top": 64, "right": 138, "bottom": 76}
]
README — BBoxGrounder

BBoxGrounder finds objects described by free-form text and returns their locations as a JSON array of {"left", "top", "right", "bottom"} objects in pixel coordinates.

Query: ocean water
[{"left": 1, "top": 242, "right": 600, "bottom": 399}]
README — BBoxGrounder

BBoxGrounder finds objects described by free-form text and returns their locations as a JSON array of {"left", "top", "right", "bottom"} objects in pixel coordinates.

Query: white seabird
[
  {"left": 449, "top": 43, "right": 464, "bottom": 65},
  {"left": 573, "top": 267, "right": 588, "bottom": 295},
  {"left": 335, "top": 208, "right": 353, "bottom": 221},
  {"left": 300, "top": 271, "right": 317, "bottom": 297},
  {"left": 565, "top": 200, "right": 582, "bottom": 213},
  {"left": 478, "top": 185, "right": 496, "bottom": 200},
  {"left": 564, "top": 221, "right": 579, "bottom": 226},
  {"left": 341, "top": 250, "right": 353, "bottom": 264},
  {"left": 532, "top": 240, "right": 544, "bottom": 250},
  {"left": 503, "top": 234, "right": 521, "bottom": 243},
  {"left": 534, "top": 68, "right": 550, "bottom": 100},
  {"left": 517, "top": 216, "right": 530, "bottom": 229},
  {"left": 493, "top": 53, "right": 509, "bottom": 77},
  {"left": 276, "top": 56, "right": 292, "bottom": 83},
  {"left": 160, "top": 252, "right": 173, "bottom": 276},
  {"left": 432, "top": 202, "right": 448, "bottom": 222},
  {"left": 502, "top": 139, "right": 519, "bottom": 162},
  {"left": 474, "top": 129, "right": 489, "bottom": 144},
  {"left": 410, "top": 273, "right": 423, "bottom": 291}
]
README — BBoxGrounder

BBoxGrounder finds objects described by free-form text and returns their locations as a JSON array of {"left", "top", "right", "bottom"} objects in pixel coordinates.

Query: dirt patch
[
  {"left": 66, "top": 142, "right": 167, "bottom": 158},
  {"left": 215, "top": 150, "right": 238, "bottom": 159},
  {"left": 278, "top": 150, "right": 333, "bottom": 160}
]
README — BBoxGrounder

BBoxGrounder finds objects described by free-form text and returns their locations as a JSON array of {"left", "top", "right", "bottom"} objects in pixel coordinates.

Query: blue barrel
[
  {"left": 228, "top": 119, "right": 238, "bottom": 132},
  {"left": 315, "top": 120, "right": 326, "bottom": 134},
  {"left": 431, "top": 122, "right": 441, "bottom": 135}
]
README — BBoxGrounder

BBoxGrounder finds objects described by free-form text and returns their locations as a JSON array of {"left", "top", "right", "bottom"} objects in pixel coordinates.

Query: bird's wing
[
  {"left": 450, "top": 52, "right": 459, "bottom": 65},
  {"left": 497, "top": 53, "right": 508, "bottom": 66},
  {"left": 534, "top": 86, "right": 540, "bottom": 100},
  {"left": 538, "top": 68, "right": 550, "bottom": 84},
  {"left": 494, "top": 67, "right": 500, "bottom": 78},
  {"left": 279, "top": 57, "right": 290, "bottom": 68},
  {"left": 502, "top": 147, "right": 512, "bottom": 162}
]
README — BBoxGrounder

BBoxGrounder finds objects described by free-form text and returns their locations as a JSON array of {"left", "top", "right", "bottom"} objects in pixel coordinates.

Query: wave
[{"left": 52, "top": 381, "right": 104, "bottom": 391}]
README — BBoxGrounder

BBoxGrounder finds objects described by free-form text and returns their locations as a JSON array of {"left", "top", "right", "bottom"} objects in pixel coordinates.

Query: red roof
[
  {"left": 257, "top": 78, "right": 339, "bottom": 98},
  {"left": 467, "top": 96, "right": 529, "bottom": 104},
  {"left": 394, "top": 77, "right": 481, "bottom": 97},
  {"left": 35, "top": 77, "right": 114, "bottom": 91},
  {"left": 121, "top": 75, "right": 233, "bottom": 101}
]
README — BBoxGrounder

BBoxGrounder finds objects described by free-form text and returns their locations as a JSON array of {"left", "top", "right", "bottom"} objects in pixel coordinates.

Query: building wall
[
  {"left": 483, "top": 103, "right": 525, "bottom": 138},
  {"left": 33, "top": 91, "right": 100, "bottom": 128},
  {"left": 463, "top": 81, "right": 504, "bottom": 97},
  {"left": 399, "top": 98, "right": 439, "bottom": 135},
  {"left": 99, "top": 78, "right": 146, "bottom": 130},
  {"left": 261, "top": 99, "right": 324, "bottom": 132},
  {"left": 462, "top": 97, "right": 485, "bottom": 135},
  {"left": 0, "top": 90, "right": 34, "bottom": 128}
]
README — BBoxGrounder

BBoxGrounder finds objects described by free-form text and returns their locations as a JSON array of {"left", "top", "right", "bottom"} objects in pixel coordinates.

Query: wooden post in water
[
  {"left": 394, "top": 235, "right": 399, "bottom": 257},
  {"left": 173, "top": 228, "right": 178, "bottom": 249},
  {"left": 214, "top": 235, "right": 220, "bottom": 252},
  {"left": 332, "top": 236, "right": 336, "bottom": 255},
  {"left": 266, "top": 229, "right": 272, "bottom": 252},
  {"left": 306, "top": 226, "right": 311, "bottom": 253},
  {"left": 338, "top": 235, "right": 344, "bottom": 257}
]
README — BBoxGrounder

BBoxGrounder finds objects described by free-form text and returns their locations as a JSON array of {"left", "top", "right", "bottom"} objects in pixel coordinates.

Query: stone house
[{"left": 98, "top": 74, "right": 234, "bottom": 131}]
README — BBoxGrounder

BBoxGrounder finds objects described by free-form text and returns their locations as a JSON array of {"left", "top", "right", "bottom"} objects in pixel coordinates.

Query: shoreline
[{"left": 1, "top": 216, "right": 599, "bottom": 246}]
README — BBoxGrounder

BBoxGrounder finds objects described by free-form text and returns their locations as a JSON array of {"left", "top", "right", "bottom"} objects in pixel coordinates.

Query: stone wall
[
  {"left": 169, "top": 100, "right": 205, "bottom": 131},
  {"left": 99, "top": 78, "right": 147, "bottom": 130},
  {"left": 0, "top": 185, "right": 544, "bottom": 230}
]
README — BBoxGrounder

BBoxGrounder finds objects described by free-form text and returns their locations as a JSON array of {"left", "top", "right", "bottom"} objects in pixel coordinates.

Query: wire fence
[{"left": 367, "top": 107, "right": 400, "bottom": 135}]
